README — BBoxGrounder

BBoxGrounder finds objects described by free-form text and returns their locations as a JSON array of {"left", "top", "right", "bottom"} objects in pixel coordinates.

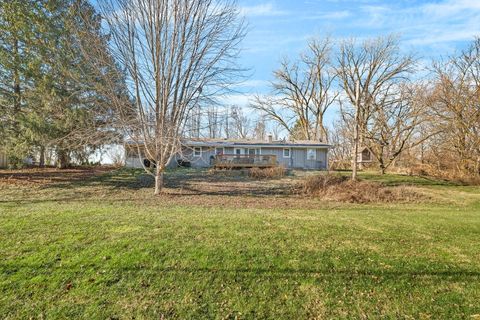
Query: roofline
[{"left": 125, "top": 140, "right": 332, "bottom": 148}]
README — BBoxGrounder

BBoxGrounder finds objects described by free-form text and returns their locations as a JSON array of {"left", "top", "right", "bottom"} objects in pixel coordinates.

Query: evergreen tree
[{"left": 0, "top": 0, "right": 126, "bottom": 167}]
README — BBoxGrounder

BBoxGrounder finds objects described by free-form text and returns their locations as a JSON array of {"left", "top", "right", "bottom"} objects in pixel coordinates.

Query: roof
[{"left": 126, "top": 138, "right": 331, "bottom": 149}]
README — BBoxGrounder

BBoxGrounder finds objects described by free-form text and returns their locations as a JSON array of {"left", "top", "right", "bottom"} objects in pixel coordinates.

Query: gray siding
[
  {"left": 292, "top": 149, "right": 306, "bottom": 168},
  {"left": 259, "top": 147, "right": 327, "bottom": 169},
  {"left": 292, "top": 148, "right": 327, "bottom": 169},
  {"left": 183, "top": 146, "right": 328, "bottom": 169},
  {"left": 125, "top": 144, "right": 328, "bottom": 170}
]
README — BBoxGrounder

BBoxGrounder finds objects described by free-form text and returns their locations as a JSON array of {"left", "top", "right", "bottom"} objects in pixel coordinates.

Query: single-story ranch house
[{"left": 125, "top": 137, "right": 331, "bottom": 170}]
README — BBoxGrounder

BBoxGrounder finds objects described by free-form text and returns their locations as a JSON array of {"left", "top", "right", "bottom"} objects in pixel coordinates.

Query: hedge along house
[{"left": 125, "top": 138, "right": 331, "bottom": 170}]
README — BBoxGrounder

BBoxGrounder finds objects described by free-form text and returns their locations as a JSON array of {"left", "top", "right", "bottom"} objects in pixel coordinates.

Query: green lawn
[{"left": 0, "top": 168, "right": 479, "bottom": 319}]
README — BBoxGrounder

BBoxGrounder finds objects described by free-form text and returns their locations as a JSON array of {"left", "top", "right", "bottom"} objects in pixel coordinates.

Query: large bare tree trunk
[
  {"left": 154, "top": 168, "right": 164, "bottom": 195},
  {"left": 39, "top": 146, "right": 45, "bottom": 167},
  {"left": 351, "top": 81, "right": 360, "bottom": 181},
  {"left": 57, "top": 149, "right": 69, "bottom": 169},
  {"left": 352, "top": 121, "right": 359, "bottom": 181}
]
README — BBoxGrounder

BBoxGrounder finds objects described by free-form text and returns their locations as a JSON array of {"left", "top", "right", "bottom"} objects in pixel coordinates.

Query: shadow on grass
[
  {"left": 42, "top": 168, "right": 293, "bottom": 197},
  {"left": 2, "top": 262, "right": 480, "bottom": 281}
]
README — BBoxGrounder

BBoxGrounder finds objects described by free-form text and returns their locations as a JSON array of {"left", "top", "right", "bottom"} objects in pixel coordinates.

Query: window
[
  {"left": 307, "top": 149, "right": 316, "bottom": 160},
  {"left": 193, "top": 147, "right": 202, "bottom": 157},
  {"left": 283, "top": 148, "right": 291, "bottom": 158},
  {"left": 362, "top": 149, "right": 371, "bottom": 161},
  {"left": 215, "top": 147, "right": 224, "bottom": 155}
]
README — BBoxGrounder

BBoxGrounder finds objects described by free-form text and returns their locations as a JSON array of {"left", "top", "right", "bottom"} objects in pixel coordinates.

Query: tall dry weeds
[{"left": 297, "top": 173, "right": 424, "bottom": 203}]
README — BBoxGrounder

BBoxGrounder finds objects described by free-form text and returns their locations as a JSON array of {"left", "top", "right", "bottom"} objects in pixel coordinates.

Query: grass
[{"left": 0, "top": 168, "right": 479, "bottom": 319}]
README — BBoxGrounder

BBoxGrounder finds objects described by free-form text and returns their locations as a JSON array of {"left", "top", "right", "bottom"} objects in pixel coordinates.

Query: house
[
  {"left": 125, "top": 137, "right": 331, "bottom": 170},
  {"left": 357, "top": 147, "right": 374, "bottom": 164}
]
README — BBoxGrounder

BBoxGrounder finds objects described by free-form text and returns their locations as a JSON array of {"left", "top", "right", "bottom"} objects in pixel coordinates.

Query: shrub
[
  {"left": 300, "top": 173, "right": 348, "bottom": 194},
  {"left": 248, "top": 166, "right": 287, "bottom": 179},
  {"left": 297, "top": 173, "right": 424, "bottom": 203}
]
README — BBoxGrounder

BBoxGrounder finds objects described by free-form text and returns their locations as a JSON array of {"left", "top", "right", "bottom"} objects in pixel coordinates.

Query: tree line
[
  {"left": 252, "top": 36, "right": 480, "bottom": 180},
  {"left": 0, "top": 0, "right": 128, "bottom": 168},
  {"left": 1, "top": 0, "right": 478, "bottom": 194}
]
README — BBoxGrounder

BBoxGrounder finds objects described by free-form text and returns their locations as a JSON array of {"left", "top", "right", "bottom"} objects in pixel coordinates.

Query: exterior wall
[
  {"left": 124, "top": 146, "right": 179, "bottom": 169},
  {"left": 291, "top": 148, "right": 327, "bottom": 169},
  {"left": 260, "top": 148, "right": 290, "bottom": 168},
  {"left": 180, "top": 146, "right": 215, "bottom": 168},
  {"left": 124, "top": 144, "right": 329, "bottom": 170},
  {"left": 292, "top": 149, "right": 306, "bottom": 168}
]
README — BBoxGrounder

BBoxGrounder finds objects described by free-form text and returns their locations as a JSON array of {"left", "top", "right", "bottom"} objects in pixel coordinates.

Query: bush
[
  {"left": 297, "top": 173, "right": 424, "bottom": 203},
  {"left": 300, "top": 173, "right": 348, "bottom": 194},
  {"left": 248, "top": 166, "right": 287, "bottom": 179}
]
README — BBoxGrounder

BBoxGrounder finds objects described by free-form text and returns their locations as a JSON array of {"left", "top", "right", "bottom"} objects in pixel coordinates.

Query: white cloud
[
  {"left": 239, "top": 3, "right": 288, "bottom": 17},
  {"left": 218, "top": 94, "right": 256, "bottom": 107},
  {"left": 302, "top": 10, "right": 351, "bottom": 20},
  {"left": 421, "top": 0, "right": 480, "bottom": 18},
  {"left": 338, "top": 0, "right": 480, "bottom": 49}
]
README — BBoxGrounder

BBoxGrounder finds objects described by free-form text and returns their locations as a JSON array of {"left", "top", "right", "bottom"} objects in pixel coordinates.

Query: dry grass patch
[
  {"left": 0, "top": 166, "right": 114, "bottom": 186},
  {"left": 297, "top": 173, "right": 425, "bottom": 203},
  {"left": 248, "top": 166, "right": 287, "bottom": 179}
]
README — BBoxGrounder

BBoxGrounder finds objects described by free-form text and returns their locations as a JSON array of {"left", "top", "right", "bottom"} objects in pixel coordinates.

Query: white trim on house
[
  {"left": 283, "top": 148, "right": 291, "bottom": 158},
  {"left": 234, "top": 148, "right": 261, "bottom": 155}
]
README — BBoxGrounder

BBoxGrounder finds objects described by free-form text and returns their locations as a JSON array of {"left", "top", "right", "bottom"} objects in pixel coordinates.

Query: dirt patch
[
  {"left": 295, "top": 174, "right": 425, "bottom": 203},
  {"left": 0, "top": 166, "right": 115, "bottom": 186}
]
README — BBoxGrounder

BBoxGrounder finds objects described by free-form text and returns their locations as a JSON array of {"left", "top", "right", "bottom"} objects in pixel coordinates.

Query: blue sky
[{"left": 231, "top": 0, "right": 480, "bottom": 113}]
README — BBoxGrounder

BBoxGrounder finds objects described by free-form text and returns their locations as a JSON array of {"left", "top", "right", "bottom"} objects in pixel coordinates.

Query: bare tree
[
  {"left": 230, "top": 105, "right": 251, "bottom": 139},
  {"left": 328, "top": 120, "right": 353, "bottom": 170},
  {"left": 364, "top": 83, "right": 431, "bottom": 174},
  {"left": 428, "top": 37, "right": 480, "bottom": 177},
  {"left": 252, "top": 115, "right": 266, "bottom": 140},
  {"left": 336, "top": 35, "right": 416, "bottom": 180},
  {"left": 251, "top": 38, "right": 337, "bottom": 141},
  {"left": 205, "top": 106, "right": 218, "bottom": 138},
  {"left": 97, "top": 0, "right": 245, "bottom": 194}
]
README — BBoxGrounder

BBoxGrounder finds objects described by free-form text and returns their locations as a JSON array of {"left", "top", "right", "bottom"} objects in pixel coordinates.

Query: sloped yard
[{"left": 0, "top": 168, "right": 479, "bottom": 319}]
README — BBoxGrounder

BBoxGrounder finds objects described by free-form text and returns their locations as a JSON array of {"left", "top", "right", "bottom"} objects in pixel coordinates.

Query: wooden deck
[{"left": 214, "top": 154, "right": 277, "bottom": 169}]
